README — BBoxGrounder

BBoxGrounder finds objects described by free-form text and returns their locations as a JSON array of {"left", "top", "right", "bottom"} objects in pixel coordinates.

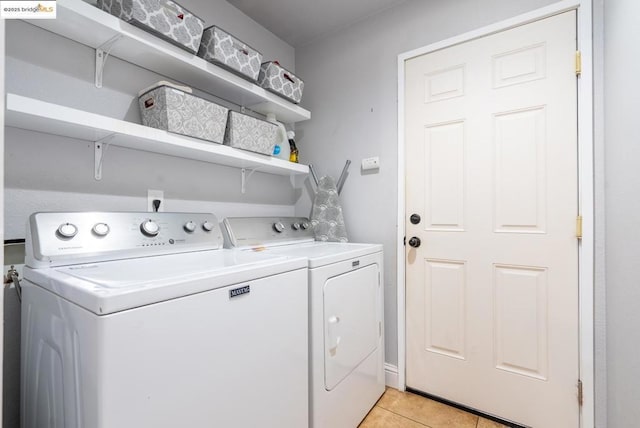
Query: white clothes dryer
[
  {"left": 223, "top": 216, "right": 385, "bottom": 428},
  {"left": 21, "top": 212, "right": 309, "bottom": 428}
]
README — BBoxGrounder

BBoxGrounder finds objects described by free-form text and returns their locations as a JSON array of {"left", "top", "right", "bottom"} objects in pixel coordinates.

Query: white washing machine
[
  {"left": 223, "top": 217, "right": 385, "bottom": 428},
  {"left": 21, "top": 211, "right": 309, "bottom": 428}
]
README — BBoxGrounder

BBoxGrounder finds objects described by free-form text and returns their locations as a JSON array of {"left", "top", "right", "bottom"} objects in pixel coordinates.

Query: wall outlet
[
  {"left": 147, "top": 189, "right": 164, "bottom": 212},
  {"left": 361, "top": 156, "right": 380, "bottom": 171}
]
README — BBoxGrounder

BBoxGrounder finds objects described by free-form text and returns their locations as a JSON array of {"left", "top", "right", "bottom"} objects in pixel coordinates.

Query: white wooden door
[{"left": 405, "top": 11, "right": 578, "bottom": 427}]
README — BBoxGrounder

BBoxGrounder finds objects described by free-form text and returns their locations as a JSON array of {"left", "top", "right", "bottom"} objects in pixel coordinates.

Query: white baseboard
[{"left": 384, "top": 363, "right": 399, "bottom": 388}]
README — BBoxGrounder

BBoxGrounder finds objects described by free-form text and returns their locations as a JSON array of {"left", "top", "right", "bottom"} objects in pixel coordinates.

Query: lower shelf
[{"left": 4, "top": 93, "right": 309, "bottom": 177}]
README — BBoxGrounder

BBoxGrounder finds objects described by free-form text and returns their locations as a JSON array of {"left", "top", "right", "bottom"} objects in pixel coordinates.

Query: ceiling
[{"left": 227, "top": 0, "right": 408, "bottom": 48}]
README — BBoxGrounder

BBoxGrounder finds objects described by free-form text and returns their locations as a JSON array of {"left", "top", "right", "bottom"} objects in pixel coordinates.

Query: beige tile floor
[{"left": 359, "top": 388, "right": 509, "bottom": 428}]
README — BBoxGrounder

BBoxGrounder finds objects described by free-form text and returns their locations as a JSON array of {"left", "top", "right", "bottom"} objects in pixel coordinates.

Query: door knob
[
  {"left": 408, "top": 237, "right": 421, "bottom": 248},
  {"left": 410, "top": 214, "right": 421, "bottom": 225}
]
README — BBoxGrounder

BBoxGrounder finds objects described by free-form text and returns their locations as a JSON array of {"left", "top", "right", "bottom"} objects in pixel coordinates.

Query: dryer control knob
[
  {"left": 183, "top": 221, "right": 196, "bottom": 233},
  {"left": 92, "top": 223, "right": 110, "bottom": 237},
  {"left": 57, "top": 223, "right": 78, "bottom": 239},
  {"left": 202, "top": 221, "right": 214, "bottom": 232},
  {"left": 292, "top": 222, "right": 301, "bottom": 230},
  {"left": 273, "top": 222, "right": 285, "bottom": 233},
  {"left": 301, "top": 222, "right": 310, "bottom": 230},
  {"left": 140, "top": 220, "right": 160, "bottom": 237}
]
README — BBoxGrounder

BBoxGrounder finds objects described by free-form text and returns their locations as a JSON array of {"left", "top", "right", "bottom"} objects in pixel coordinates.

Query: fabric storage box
[
  {"left": 138, "top": 81, "right": 229, "bottom": 143},
  {"left": 97, "top": 0, "right": 204, "bottom": 53},
  {"left": 224, "top": 111, "right": 278, "bottom": 155},
  {"left": 257, "top": 61, "right": 304, "bottom": 104},
  {"left": 197, "top": 26, "right": 263, "bottom": 81}
]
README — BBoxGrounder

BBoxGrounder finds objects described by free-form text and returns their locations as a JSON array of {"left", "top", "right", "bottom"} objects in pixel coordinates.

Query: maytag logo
[
  {"left": 352, "top": 260, "right": 360, "bottom": 268},
  {"left": 229, "top": 285, "right": 250, "bottom": 298}
]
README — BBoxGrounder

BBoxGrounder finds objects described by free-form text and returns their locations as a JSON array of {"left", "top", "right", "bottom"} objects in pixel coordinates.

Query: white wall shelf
[
  {"left": 24, "top": 0, "right": 310, "bottom": 124},
  {"left": 5, "top": 94, "right": 309, "bottom": 177}
]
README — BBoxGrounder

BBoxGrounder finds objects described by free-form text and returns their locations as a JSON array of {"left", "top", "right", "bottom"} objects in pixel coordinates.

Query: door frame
[
  {"left": 1, "top": 18, "right": 6, "bottom": 424},
  {"left": 396, "top": 1, "right": 594, "bottom": 426}
]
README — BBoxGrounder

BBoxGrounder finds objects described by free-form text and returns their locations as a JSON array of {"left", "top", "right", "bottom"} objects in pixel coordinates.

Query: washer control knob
[
  {"left": 273, "top": 222, "right": 285, "bottom": 233},
  {"left": 301, "top": 222, "right": 310, "bottom": 230},
  {"left": 292, "top": 222, "right": 301, "bottom": 230},
  {"left": 202, "top": 221, "right": 214, "bottom": 232},
  {"left": 183, "top": 221, "right": 197, "bottom": 233},
  {"left": 57, "top": 223, "right": 78, "bottom": 239},
  {"left": 92, "top": 223, "right": 110, "bottom": 237},
  {"left": 140, "top": 220, "right": 160, "bottom": 237}
]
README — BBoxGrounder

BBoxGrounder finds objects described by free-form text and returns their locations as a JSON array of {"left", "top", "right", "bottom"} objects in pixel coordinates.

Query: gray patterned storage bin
[
  {"left": 224, "top": 111, "right": 278, "bottom": 155},
  {"left": 98, "top": 0, "right": 204, "bottom": 53},
  {"left": 197, "top": 26, "right": 263, "bottom": 81},
  {"left": 138, "top": 82, "right": 229, "bottom": 143},
  {"left": 257, "top": 61, "right": 304, "bottom": 104}
]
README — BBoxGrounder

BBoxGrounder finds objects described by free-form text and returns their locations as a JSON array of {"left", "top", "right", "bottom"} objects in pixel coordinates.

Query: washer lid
[
  {"left": 24, "top": 249, "right": 306, "bottom": 315},
  {"left": 256, "top": 242, "right": 383, "bottom": 268}
]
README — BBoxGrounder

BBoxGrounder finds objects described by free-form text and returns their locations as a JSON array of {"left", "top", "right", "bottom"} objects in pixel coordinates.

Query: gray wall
[
  {"left": 3, "top": 2, "right": 295, "bottom": 426},
  {"left": 293, "top": 0, "right": 559, "bottom": 369},
  {"left": 604, "top": 0, "right": 640, "bottom": 426}
]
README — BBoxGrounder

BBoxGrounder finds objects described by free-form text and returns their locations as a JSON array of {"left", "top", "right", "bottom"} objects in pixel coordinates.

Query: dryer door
[{"left": 324, "top": 263, "right": 379, "bottom": 391}]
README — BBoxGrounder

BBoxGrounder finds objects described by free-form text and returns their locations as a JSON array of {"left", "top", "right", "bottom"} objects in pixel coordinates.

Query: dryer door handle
[{"left": 327, "top": 315, "right": 341, "bottom": 357}]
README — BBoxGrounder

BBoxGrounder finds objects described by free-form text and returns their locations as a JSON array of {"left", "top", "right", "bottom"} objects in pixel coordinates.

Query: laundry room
[{"left": 1, "top": 0, "right": 638, "bottom": 426}]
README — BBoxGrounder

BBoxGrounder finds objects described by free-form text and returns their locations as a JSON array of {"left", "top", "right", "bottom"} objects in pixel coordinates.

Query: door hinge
[
  {"left": 403, "top": 236, "right": 406, "bottom": 246},
  {"left": 578, "top": 379, "right": 583, "bottom": 406},
  {"left": 576, "top": 215, "right": 583, "bottom": 240},
  {"left": 575, "top": 50, "right": 582, "bottom": 76}
]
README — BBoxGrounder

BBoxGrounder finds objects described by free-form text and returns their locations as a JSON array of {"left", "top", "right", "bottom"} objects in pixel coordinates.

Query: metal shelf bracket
[
  {"left": 95, "top": 34, "right": 123, "bottom": 88},
  {"left": 241, "top": 167, "right": 264, "bottom": 194},
  {"left": 94, "top": 134, "right": 115, "bottom": 180}
]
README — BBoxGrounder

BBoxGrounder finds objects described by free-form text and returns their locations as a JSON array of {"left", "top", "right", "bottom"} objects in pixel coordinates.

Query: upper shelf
[
  {"left": 5, "top": 93, "right": 309, "bottom": 176},
  {"left": 24, "top": 0, "right": 310, "bottom": 124}
]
